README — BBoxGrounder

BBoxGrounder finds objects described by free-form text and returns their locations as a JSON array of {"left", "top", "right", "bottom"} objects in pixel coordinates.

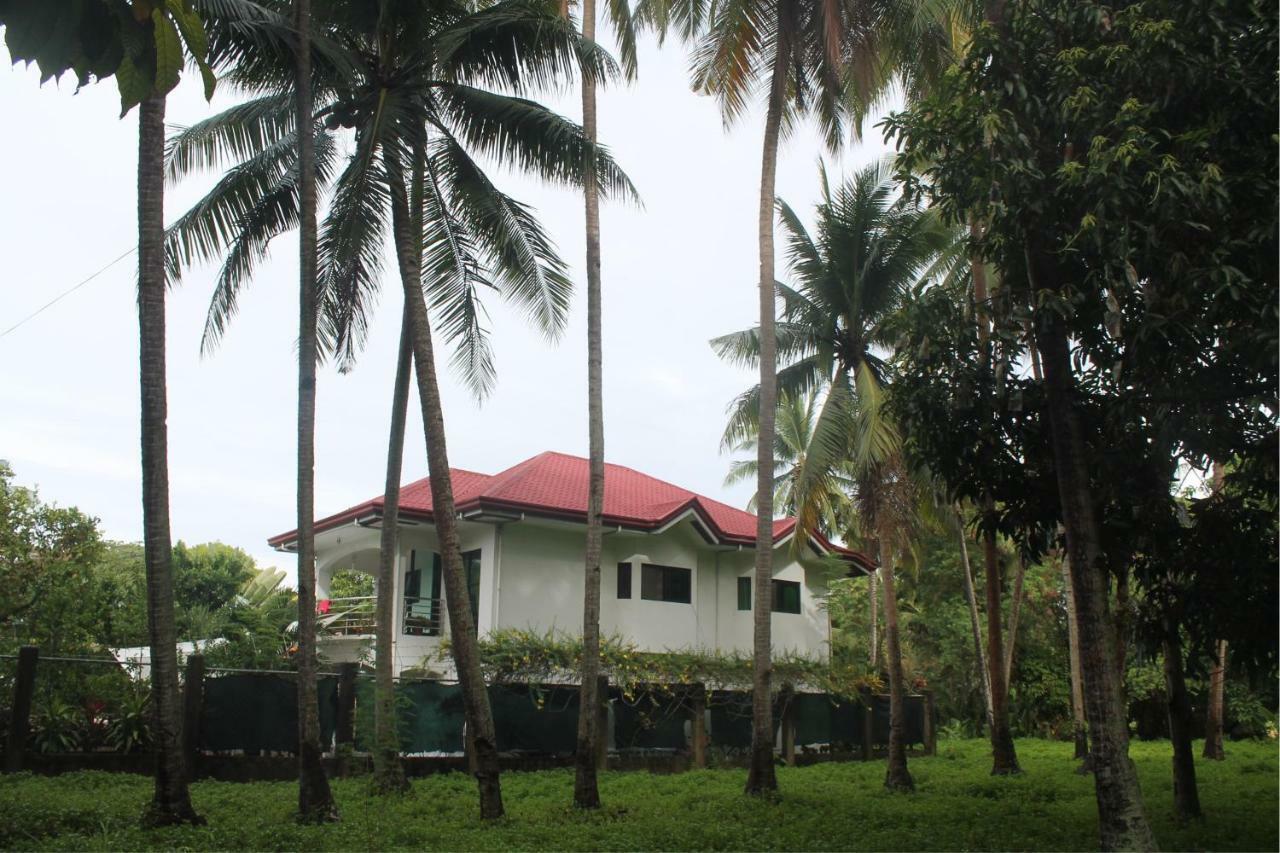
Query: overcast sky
[{"left": 0, "top": 33, "right": 893, "bottom": 582}]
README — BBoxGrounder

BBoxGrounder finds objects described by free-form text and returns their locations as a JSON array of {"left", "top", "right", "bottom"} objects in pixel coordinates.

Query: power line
[{"left": 0, "top": 246, "right": 136, "bottom": 338}]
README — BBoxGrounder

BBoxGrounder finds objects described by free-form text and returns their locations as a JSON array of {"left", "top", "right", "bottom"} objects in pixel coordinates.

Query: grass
[{"left": 0, "top": 739, "right": 1275, "bottom": 851}]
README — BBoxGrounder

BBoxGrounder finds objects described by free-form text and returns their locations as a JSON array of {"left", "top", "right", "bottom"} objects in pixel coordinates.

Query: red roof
[{"left": 269, "top": 451, "right": 871, "bottom": 569}]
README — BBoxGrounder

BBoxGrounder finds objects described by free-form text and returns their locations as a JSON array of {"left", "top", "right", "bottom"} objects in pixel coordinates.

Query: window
[
  {"left": 640, "top": 563, "right": 691, "bottom": 604},
  {"left": 617, "top": 563, "right": 632, "bottom": 599},
  {"left": 736, "top": 578, "right": 802, "bottom": 615},
  {"left": 464, "top": 550, "right": 481, "bottom": 631},
  {"left": 772, "top": 580, "right": 802, "bottom": 614}
]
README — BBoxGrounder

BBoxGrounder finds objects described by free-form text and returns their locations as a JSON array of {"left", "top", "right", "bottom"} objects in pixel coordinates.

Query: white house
[{"left": 269, "top": 451, "right": 872, "bottom": 675}]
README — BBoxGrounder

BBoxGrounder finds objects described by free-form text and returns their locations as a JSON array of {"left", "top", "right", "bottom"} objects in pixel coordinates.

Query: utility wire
[{"left": 0, "top": 246, "right": 136, "bottom": 338}]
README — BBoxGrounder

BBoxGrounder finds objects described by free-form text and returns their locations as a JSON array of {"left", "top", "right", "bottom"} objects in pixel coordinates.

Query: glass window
[
  {"left": 617, "top": 562, "right": 632, "bottom": 599},
  {"left": 772, "top": 580, "right": 802, "bottom": 614},
  {"left": 640, "top": 564, "right": 692, "bottom": 604},
  {"left": 737, "top": 576, "right": 751, "bottom": 611}
]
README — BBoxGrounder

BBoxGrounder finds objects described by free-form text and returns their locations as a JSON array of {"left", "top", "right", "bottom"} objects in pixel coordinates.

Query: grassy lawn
[{"left": 0, "top": 739, "right": 1275, "bottom": 851}]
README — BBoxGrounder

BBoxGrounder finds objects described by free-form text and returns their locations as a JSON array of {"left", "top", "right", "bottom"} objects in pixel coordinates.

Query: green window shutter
[
  {"left": 617, "top": 563, "right": 632, "bottom": 599},
  {"left": 737, "top": 576, "right": 751, "bottom": 611}
]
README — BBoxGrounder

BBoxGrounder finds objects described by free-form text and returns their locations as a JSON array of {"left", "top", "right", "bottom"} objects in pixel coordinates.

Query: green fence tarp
[
  {"left": 489, "top": 684, "right": 579, "bottom": 754},
  {"left": 792, "top": 693, "right": 836, "bottom": 745},
  {"left": 201, "top": 674, "right": 337, "bottom": 754},
  {"left": 354, "top": 680, "right": 465, "bottom": 754},
  {"left": 707, "top": 690, "right": 754, "bottom": 749},
  {"left": 613, "top": 693, "right": 687, "bottom": 750}
]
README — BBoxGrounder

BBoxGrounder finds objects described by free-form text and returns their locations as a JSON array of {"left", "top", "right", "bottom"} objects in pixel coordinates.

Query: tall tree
[
  {"left": 562, "top": 0, "right": 637, "bottom": 812},
  {"left": 291, "top": 0, "right": 338, "bottom": 822},
  {"left": 713, "top": 162, "right": 953, "bottom": 793},
  {"left": 167, "top": 0, "right": 632, "bottom": 818},
  {"left": 0, "top": 1, "right": 216, "bottom": 826}
]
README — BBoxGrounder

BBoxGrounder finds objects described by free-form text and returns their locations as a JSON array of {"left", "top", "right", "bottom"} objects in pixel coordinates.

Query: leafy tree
[
  {"left": 885, "top": 0, "right": 1276, "bottom": 845},
  {"left": 0, "top": 464, "right": 104, "bottom": 654}
]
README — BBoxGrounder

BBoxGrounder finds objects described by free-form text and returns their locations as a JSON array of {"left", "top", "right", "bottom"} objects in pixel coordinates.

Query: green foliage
[
  {"left": 0, "top": 740, "right": 1275, "bottom": 849},
  {"left": 327, "top": 570, "right": 374, "bottom": 600},
  {"left": 0, "top": 463, "right": 104, "bottom": 653},
  {"left": 457, "top": 629, "right": 877, "bottom": 701},
  {"left": 0, "top": 0, "right": 216, "bottom": 114}
]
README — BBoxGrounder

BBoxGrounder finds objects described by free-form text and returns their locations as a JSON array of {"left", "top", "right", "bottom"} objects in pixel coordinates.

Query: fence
[{"left": 1, "top": 647, "right": 935, "bottom": 779}]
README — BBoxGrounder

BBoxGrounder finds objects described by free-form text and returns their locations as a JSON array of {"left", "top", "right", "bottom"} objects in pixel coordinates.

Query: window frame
[
  {"left": 617, "top": 562, "right": 632, "bottom": 599},
  {"left": 639, "top": 563, "right": 692, "bottom": 604}
]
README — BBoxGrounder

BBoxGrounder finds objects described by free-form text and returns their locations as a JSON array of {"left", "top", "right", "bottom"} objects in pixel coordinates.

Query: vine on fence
[{"left": 439, "top": 629, "right": 880, "bottom": 705}]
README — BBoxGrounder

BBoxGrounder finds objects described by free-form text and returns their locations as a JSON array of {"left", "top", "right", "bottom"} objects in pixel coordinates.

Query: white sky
[{"left": 0, "top": 34, "right": 892, "bottom": 583}]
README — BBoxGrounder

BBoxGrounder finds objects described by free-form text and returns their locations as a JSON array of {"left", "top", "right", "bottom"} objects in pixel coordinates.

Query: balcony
[{"left": 316, "top": 596, "right": 444, "bottom": 638}]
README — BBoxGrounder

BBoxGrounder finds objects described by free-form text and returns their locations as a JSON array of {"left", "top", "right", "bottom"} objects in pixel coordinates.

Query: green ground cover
[{"left": 0, "top": 739, "right": 1275, "bottom": 851}]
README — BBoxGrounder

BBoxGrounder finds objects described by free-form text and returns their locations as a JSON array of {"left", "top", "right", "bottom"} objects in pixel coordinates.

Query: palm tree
[
  {"left": 290, "top": 0, "right": 338, "bottom": 822},
  {"left": 167, "top": 0, "right": 632, "bottom": 818},
  {"left": 558, "top": 0, "right": 638, "bottom": 813},
  {"left": 724, "top": 391, "right": 856, "bottom": 540},
  {"left": 712, "top": 161, "right": 954, "bottom": 792},
  {"left": 665, "top": 0, "right": 911, "bottom": 795}
]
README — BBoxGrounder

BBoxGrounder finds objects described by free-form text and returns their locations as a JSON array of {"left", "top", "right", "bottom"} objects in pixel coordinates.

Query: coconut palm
[
  {"left": 555, "top": 0, "right": 638, "bottom": 812},
  {"left": 166, "top": 0, "right": 632, "bottom": 818},
  {"left": 712, "top": 161, "right": 956, "bottom": 791},
  {"left": 724, "top": 390, "right": 856, "bottom": 540}
]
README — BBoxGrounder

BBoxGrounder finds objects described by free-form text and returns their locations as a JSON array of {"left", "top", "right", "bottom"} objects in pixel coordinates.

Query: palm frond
[
  {"left": 433, "top": 84, "right": 638, "bottom": 202},
  {"left": 165, "top": 92, "right": 294, "bottom": 181}
]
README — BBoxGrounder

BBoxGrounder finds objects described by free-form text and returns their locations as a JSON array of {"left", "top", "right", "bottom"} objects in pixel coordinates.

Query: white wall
[{"left": 312, "top": 516, "right": 832, "bottom": 674}]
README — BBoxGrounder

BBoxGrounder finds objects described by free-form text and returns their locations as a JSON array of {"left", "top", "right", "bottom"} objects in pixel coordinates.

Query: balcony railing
[
  {"left": 402, "top": 595, "right": 442, "bottom": 637},
  {"left": 319, "top": 596, "right": 375, "bottom": 636},
  {"left": 316, "top": 595, "right": 445, "bottom": 638}
]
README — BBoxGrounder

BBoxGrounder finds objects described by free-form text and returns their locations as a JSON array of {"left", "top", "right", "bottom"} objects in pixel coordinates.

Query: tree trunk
[
  {"left": 293, "top": 0, "right": 337, "bottom": 822},
  {"left": 388, "top": 165, "right": 504, "bottom": 820},
  {"left": 1003, "top": 552, "right": 1026, "bottom": 694},
  {"left": 1161, "top": 613, "right": 1202, "bottom": 821},
  {"left": 744, "top": 20, "right": 789, "bottom": 799},
  {"left": 1203, "top": 639, "right": 1227, "bottom": 760},
  {"left": 572, "top": 0, "right": 606, "bottom": 811},
  {"left": 1061, "top": 554, "right": 1090, "bottom": 763},
  {"left": 879, "top": 537, "right": 913, "bottom": 792},
  {"left": 371, "top": 304, "right": 412, "bottom": 795},
  {"left": 982, "top": 522, "right": 1020, "bottom": 774},
  {"left": 137, "top": 92, "right": 202, "bottom": 828},
  {"left": 1034, "top": 296, "right": 1155, "bottom": 851},
  {"left": 868, "top": 568, "right": 879, "bottom": 671},
  {"left": 956, "top": 516, "right": 994, "bottom": 730}
]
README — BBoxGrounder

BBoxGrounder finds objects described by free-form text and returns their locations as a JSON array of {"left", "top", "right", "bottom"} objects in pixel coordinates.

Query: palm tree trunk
[
  {"left": 1061, "top": 554, "right": 1090, "bottom": 763},
  {"left": 293, "top": 0, "right": 337, "bottom": 822},
  {"left": 1034, "top": 290, "right": 1155, "bottom": 851},
  {"left": 1002, "top": 552, "right": 1026, "bottom": 693},
  {"left": 868, "top": 569, "right": 879, "bottom": 671},
  {"left": 879, "top": 536, "right": 913, "bottom": 792},
  {"left": 956, "top": 517, "right": 993, "bottom": 730},
  {"left": 1203, "top": 639, "right": 1227, "bottom": 760},
  {"left": 744, "top": 20, "right": 790, "bottom": 799},
  {"left": 137, "top": 92, "right": 202, "bottom": 828},
  {"left": 982, "top": 523, "right": 1020, "bottom": 774},
  {"left": 573, "top": 0, "right": 606, "bottom": 811},
  {"left": 388, "top": 164, "right": 504, "bottom": 820},
  {"left": 1161, "top": 612, "right": 1202, "bottom": 821},
  {"left": 372, "top": 304, "right": 412, "bottom": 795}
]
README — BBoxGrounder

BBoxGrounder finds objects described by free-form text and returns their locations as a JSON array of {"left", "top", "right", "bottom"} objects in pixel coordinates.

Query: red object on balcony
[{"left": 318, "top": 599, "right": 332, "bottom": 615}]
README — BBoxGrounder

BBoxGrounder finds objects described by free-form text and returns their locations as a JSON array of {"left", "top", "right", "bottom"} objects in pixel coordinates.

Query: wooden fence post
[
  {"left": 182, "top": 654, "right": 204, "bottom": 777},
  {"left": 594, "top": 675, "right": 609, "bottom": 771},
  {"left": 4, "top": 646, "right": 37, "bottom": 773},
  {"left": 690, "top": 683, "right": 707, "bottom": 769},
  {"left": 860, "top": 689, "right": 873, "bottom": 762},
  {"left": 780, "top": 684, "right": 796, "bottom": 766},
  {"left": 923, "top": 690, "right": 937, "bottom": 756},
  {"left": 335, "top": 662, "right": 357, "bottom": 748}
]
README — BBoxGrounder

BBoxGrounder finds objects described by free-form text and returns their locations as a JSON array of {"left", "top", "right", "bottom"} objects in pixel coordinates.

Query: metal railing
[
  {"left": 318, "top": 596, "right": 375, "bottom": 636},
  {"left": 316, "top": 595, "right": 445, "bottom": 638},
  {"left": 402, "top": 595, "right": 442, "bottom": 637}
]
